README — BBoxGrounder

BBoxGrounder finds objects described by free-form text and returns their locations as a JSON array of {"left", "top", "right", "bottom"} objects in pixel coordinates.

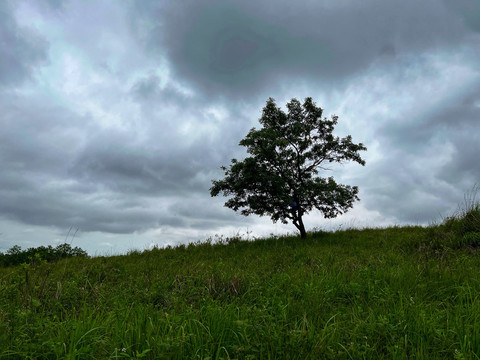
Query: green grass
[{"left": 1, "top": 222, "right": 480, "bottom": 359}]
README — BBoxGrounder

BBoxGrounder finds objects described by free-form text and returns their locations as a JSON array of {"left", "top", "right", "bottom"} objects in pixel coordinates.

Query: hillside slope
[{"left": 1, "top": 222, "right": 480, "bottom": 359}]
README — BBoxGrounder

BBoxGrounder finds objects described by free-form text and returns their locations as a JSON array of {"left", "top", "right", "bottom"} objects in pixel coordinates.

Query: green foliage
[
  {"left": 1, "top": 224, "right": 480, "bottom": 359},
  {"left": 421, "top": 188, "right": 480, "bottom": 252},
  {"left": 443, "top": 205, "right": 480, "bottom": 239},
  {"left": 0, "top": 243, "right": 88, "bottom": 268},
  {"left": 211, "top": 97, "right": 366, "bottom": 238}
]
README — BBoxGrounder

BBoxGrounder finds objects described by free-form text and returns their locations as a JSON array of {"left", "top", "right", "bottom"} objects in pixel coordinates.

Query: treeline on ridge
[{"left": 0, "top": 243, "right": 88, "bottom": 268}]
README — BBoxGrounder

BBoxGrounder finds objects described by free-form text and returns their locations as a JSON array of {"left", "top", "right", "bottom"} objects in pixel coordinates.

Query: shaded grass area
[{"left": 1, "top": 222, "right": 480, "bottom": 359}]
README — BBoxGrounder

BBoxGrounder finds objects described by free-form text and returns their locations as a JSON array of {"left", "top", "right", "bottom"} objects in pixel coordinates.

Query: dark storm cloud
[
  {"left": 0, "top": 177, "right": 171, "bottom": 234},
  {"left": 0, "top": 95, "right": 152, "bottom": 234},
  {"left": 137, "top": 0, "right": 468, "bottom": 99},
  {"left": 0, "top": 1, "right": 48, "bottom": 87},
  {"left": 0, "top": 85, "right": 246, "bottom": 234},
  {"left": 72, "top": 131, "right": 215, "bottom": 196}
]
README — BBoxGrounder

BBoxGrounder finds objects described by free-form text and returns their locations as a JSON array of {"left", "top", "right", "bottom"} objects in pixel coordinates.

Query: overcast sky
[{"left": 1, "top": 0, "right": 479, "bottom": 255}]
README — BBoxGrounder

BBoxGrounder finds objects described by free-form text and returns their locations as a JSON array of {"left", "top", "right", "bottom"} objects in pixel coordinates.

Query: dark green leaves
[{"left": 210, "top": 97, "right": 367, "bottom": 237}]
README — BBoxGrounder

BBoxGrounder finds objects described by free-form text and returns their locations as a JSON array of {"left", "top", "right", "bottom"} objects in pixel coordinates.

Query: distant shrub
[{"left": 0, "top": 243, "right": 88, "bottom": 267}]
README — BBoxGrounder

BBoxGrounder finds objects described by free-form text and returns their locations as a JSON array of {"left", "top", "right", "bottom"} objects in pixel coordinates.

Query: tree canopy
[{"left": 210, "top": 97, "right": 367, "bottom": 238}]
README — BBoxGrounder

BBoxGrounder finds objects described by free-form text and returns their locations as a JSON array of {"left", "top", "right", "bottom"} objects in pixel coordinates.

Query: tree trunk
[
  {"left": 297, "top": 214, "right": 307, "bottom": 239},
  {"left": 293, "top": 207, "right": 307, "bottom": 239}
]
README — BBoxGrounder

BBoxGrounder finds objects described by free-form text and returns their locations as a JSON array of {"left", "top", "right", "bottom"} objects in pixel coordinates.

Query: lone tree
[{"left": 210, "top": 98, "right": 366, "bottom": 239}]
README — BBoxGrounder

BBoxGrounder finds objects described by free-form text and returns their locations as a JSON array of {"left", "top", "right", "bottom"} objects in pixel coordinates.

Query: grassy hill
[{"left": 1, "top": 207, "right": 480, "bottom": 359}]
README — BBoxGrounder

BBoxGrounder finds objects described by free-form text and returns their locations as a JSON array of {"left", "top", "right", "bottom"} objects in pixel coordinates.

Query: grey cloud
[
  {"left": 444, "top": 0, "right": 480, "bottom": 32},
  {"left": 169, "top": 197, "right": 242, "bottom": 224},
  {"left": 130, "top": 72, "right": 195, "bottom": 106},
  {"left": 72, "top": 135, "right": 212, "bottom": 196},
  {"left": 0, "top": 1, "right": 48, "bottom": 87},
  {"left": 0, "top": 183, "right": 174, "bottom": 234},
  {"left": 131, "top": 73, "right": 162, "bottom": 100},
  {"left": 0, "top": 87, "right": 250, "bottom": 235},
  {"left": 128, "top": 72, "right": 254, "bottom": 161},
  {"left": 44, "top": 0, "right": 65, "bottom": 11},
  {"left": 0, "top": 95, "right": 90, "bottom": 175},
  {"left": 166, "top": 196, "right": 251, "bottom": 231},
  {"left": 70, "top": 117, "right": 246, "bottom": 199},
  {"left": 136, "top": 0, "right": 469, "bottom": 99},
  {"left": 361, "top": 154, "right": 458, "bottom": 224},
  {"left": 0, "top": 153, "right": 189, "bottom": 234},
  {"left": 378, "top": 83, "right": 480, "bottom": 153},
  {"left": 442, "top": 135, "right": 480, "bottom": 185},
  {"left": 435, "top": 87, "right": 480, "bottom": 185},
  {"left": 362, "top": 84, "right": 480, "bottom": 223}
]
